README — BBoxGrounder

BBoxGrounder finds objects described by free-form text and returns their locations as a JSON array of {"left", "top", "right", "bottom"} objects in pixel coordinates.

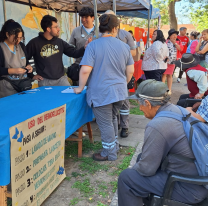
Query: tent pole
[
  {"left": 3, "top": 0, "right": 7, "bottom": 22},
  {"left": 93, "top": 0, "right": 99, "bottom": 38},
  {"left": 147, "top": 3, "right": 151, "bottom": 49},
  {"left": 113, "top": 0, "right": 116, "bottom": 14}
]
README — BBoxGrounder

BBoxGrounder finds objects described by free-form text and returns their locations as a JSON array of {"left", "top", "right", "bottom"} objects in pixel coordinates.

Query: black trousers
[
  {"left": 117, "top": 153, "right": 206, "bottom": 206},
  {"left": 144, "top": 69, "right": 166, "bottom": 82},
  {"left": 177, "top": 94, "right": 193, "bottom": 108}
]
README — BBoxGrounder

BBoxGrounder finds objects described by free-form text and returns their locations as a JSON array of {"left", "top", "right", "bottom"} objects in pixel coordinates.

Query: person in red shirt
[{"left": 177, "top": 27, "right": 189, "bottom": 83}]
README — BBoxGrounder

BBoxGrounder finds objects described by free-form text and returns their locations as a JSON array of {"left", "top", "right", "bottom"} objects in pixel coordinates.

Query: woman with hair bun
[
  {"left": 186, "top": 31, "right": 200, "bottom": 54},
  {"left": 0, "top": 19, "right": 33, "bottom": 98},
  {"left": 141, "top": 29, "right": 169, "bottom": 81},
  {"left": 74, "top": 14, "right": 134, "bottom": 161}
]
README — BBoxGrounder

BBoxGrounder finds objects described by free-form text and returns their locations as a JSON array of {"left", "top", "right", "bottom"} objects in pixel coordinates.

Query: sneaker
[
  {"left": 168, "top": 90, "right": 172, "bottom": 95},
  {"left": 120, "top": 128, "right": 129, "bottom": 138},
  {"left": 177, "top": 78, "right": 181, "bottom": 83}
]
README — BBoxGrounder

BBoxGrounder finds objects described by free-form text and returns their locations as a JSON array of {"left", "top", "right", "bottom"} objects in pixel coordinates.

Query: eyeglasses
[{"left": 51, "top": 26, "right": 60, "bottom": 29}]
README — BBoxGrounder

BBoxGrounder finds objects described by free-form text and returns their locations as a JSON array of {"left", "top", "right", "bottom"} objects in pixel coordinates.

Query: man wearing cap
[
  {"left": 176, "top": 53, "right": 208, "bottom": 107},
  {"left": 117, "top": 79, "right": 208, "bottom": 206},
  {"left": 177, "top": 27, "right": 189, "bottom": 83},
  {"left": 105, "top": 10, "right": 136, "bottom": 138}
]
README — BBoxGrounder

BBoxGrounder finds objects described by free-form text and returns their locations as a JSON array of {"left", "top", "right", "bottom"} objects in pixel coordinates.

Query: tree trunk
[{"left": 168, "top": 0, "right": 178, "bottom": 30}]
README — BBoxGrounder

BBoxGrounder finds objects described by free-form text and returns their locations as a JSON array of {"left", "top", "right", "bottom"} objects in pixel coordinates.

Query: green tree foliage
[
  {"left": 190, "top": 5, "right": 208, "bottom": 31},
  {"left": 152, "top": 0, "right": 169, "bottom": 26}
]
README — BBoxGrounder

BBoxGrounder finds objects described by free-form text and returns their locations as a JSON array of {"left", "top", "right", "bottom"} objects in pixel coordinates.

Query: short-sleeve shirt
[
  {"left": 177, "top": 35, "right": 189, "bottom": 54},
  {"left": 117, "top": 29, "right": 136, "bottom": 50},
  {"left": 196, "top": 96, "right": 208, "bottom": 122},
  {"left": 69, "top": 25, "right": 96, "bottom": 64},
  {"left": 80, "top": 36, "right": 134, "bottom": 107}
]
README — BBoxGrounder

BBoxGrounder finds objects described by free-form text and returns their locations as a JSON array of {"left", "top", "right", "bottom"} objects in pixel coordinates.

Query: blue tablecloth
[{"left": 0, "top": 86, "right": 94, "bottom": 186}]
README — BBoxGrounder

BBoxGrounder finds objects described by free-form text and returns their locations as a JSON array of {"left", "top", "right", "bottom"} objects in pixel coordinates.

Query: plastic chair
[{"left": 143, "top": 172, "right": 208, "bottom": 206}]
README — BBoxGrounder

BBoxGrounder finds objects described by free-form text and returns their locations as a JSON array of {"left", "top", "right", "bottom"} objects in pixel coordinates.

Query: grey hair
[
  {"left": 137, "top": 93, "right": 171, "bottom": 107},
  {"left": 179, "top": 27, "right": 187, "bottom": 31}
]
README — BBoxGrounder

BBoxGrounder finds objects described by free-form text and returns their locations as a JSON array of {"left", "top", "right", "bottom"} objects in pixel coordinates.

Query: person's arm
[
  {"left": 69, "top": 29, "right": 76, "bottom": 47},
  {"left": 186, "top": 107, "right": 206, "bottom": 122},
  {"left": 197, "top": 42, "right": 208, "bottom": 54},
  {"left": 175, "top": 40, "right": 183, "bottom": 51},
  {"left": 126, "top": 64, "right": 134, "bottom": 83},
  {"left": 126, "top": 32, "right": 136, "bottom": 57},
  {"left": 132, "top": 126, "right": 168, "bottom": 176},
  {"left": 126, "top": 49, "right": 135, "bottom": 82},
  {"left": 195, "top": 37, "right": 202, "bottom": 52},
  {"left": 190, "top": 41, "right": 198, "bottom": 54},
  {"left": 74, "top": 65, "right": 93, "bottom": 94},
  {"left": 63, "top": 40, "right": 85, "bottom": 58},
  {"left": 187, "top": 70, "right": 207, "bottom": 99},
  {"left": 19, "top": 42, "right": 34, "bottom": 78}
]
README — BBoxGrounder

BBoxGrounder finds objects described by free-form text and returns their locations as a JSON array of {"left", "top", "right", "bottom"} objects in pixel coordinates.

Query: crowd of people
[{"left": 0, "top": 6, "right": 208, "bottom": 206}]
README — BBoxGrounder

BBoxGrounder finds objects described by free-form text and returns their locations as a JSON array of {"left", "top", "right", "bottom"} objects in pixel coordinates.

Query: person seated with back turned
[
  {"left": 26, "top": 15, "right": 90, "bottom": 87},
  {"left": 117, "top": 79, "right": 208, "bottom": 206},
  {"left": 175, "top": 53, "right": 208, "bottom": 108}
]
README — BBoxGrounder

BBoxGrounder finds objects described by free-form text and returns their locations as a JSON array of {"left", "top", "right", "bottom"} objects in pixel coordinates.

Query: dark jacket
[{"left": 26, "top": 32, "right": 85, "bottom": 80}]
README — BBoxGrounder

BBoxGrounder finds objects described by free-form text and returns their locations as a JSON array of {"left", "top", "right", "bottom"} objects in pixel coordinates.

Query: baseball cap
[{"left": 127, "top": 79, "right": 169, "bottom": 101}]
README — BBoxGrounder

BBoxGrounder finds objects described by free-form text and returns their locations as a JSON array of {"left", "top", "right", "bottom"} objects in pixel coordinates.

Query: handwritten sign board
[{"left": 10, "top": 105, "right": 66, "bottom": 206}]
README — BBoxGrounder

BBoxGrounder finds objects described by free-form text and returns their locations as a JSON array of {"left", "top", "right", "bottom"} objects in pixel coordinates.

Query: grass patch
[
  {"left": 78, "top": 157, "right": 109, "bottom": 173},
  {"left": 97, "top": 201, "right": 108, "bottom": 206},
  {"left": 130, "top": 107, "right": 144, "bottom": 115},
  {"left": 69, "top": 197, "right": 80, "bottom": 205},
  {"left": 65, "top": 176, "right": 71, "bottom": 181},
  {"left": 72, "top": 178, "right": 94, "bottom": 197},
  {"left": 110, "top": 181, "right": 118, "bottom": 193},
  {"left": 71, "top": 172, "right": 86, "bottom": 178},
  {"left": 129, "top": 99, "right": 139, "bottom": 106},
  {"left": 65, "top": 139, "right": 102, "bottom": 158},
  {"left": 111, "top": 147, "right": 135, "bottom": 176},
  {"left": 98, "top": 181, "right": 108, "bottom": 197}
]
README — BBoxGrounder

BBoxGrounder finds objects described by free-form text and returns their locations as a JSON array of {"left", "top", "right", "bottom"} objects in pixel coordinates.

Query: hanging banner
[{"left": 10, "top": 105, "right": 66, "bottom": 206}]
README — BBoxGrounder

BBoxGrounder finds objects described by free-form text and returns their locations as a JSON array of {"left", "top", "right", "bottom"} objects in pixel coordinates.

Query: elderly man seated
[
  {"left": 176, "top": 53, "right": 208, "bottom": 107},
  {"left": 118, "top": 79, "right": 208, "bottom": 206}
]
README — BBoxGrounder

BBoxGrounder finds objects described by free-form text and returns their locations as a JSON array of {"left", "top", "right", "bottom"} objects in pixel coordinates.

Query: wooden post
[
  {"left": 0, "top": 186, "right": 7, "bottom": 206},
  {"left": 87, "top": 122, "right": 94, "bottom": 144},
  {"left": 78, "top": 127, "right": 83, "bottom": 158}
]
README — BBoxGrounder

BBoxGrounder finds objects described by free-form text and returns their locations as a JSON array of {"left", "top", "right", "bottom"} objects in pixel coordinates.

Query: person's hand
[
  {"left": 170, "top": 39, "right": 176, "bottom": 44},
  {"left": 194, "top": 93, "right": 204, "bottom": 99},
  {"left": 84, "top": 37, "right": 93, "bottom": 49},
  {"left": 74, "top": 87, "right": 83, "bottom": 94},
  {"left": 197, "top": 51, "right": 203, "bottom": 54},
  {"left": 186, "top": 107, "right": 193, "bottom": 113},
  {"left": 199, "top": 36, "right": 203, "bottom": 42},
  {"left": 25, "top": 65, "right": 33, "bottom": 73},
  {"left": 32, "top": 75, "right": 43, "bottom": 81}
]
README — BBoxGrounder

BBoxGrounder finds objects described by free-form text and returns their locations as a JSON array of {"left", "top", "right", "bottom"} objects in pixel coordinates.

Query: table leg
[
  {"left": 87, "top": 122, "right": 94, "bottom": 144},
  {"left": 78, "top": 127, "right": 83, "bottom": 158},
  {"left": 0, "top": 186, "right": 7, "bottom": 206}
]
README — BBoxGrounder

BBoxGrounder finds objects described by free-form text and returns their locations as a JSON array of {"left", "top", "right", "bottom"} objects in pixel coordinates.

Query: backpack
[{"left": 155, "top": 105, "right": 208, "bottom": 189}]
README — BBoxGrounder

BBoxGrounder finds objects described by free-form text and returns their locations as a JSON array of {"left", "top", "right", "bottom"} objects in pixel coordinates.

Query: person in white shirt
[{"left": 142, "top": 30, "right": 169, "bottom": 81}]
